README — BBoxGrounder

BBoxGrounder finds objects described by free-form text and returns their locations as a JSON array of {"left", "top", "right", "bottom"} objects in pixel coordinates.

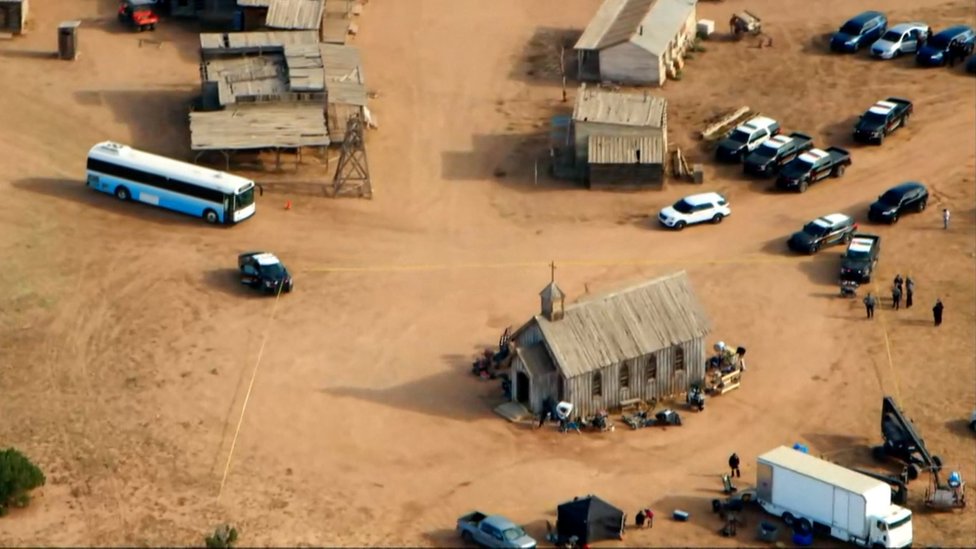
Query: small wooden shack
[
  {"left": 0, "top": 0, "right": 28, "bottom": 35},
  {"left": 574, "top": 0, "right": 698, "bottom": 86},
  {"left": 509, "top": 271, "right": 711, "bottom": 419},
  {"left": 572, "top": 84, "right": 667, "bottom": 187}
]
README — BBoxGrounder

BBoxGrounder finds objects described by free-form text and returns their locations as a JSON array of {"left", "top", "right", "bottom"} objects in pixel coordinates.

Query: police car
[{"left": 238, "top": 252, "right": 294, "bottom": 294}]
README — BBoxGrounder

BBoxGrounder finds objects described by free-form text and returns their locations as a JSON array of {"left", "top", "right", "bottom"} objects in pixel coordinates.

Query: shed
[
  {"left": 574, "top": 0, "right": 698, "bottom": 86},
  {"left": 0, "top": 0, "right": 28, "bottom": 35},
  {"left": 556, "top": 495, "right": 626, "bottom": 545},
  {"left": 510, "top": 271, "right": 711, "bottom": 418},
  {"left": 572, "top": 84, "right": 667, "bottom": 184}
]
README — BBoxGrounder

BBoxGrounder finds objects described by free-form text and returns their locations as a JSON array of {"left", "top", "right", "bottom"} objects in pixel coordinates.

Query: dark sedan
[
  {"left": 788, "top": 213, "right": 858, "bottom": 254},
  {"left": 868, "top": 182, "right": 928, "bottom": 223}
]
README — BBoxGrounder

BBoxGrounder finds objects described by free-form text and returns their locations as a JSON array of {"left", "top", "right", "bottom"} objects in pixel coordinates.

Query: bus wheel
[
  {"left": 203, "top": 210, "right": 219, "bottom": 224},
  {"left": 115, "top": 186, "right": 130, "bottom": 200}
]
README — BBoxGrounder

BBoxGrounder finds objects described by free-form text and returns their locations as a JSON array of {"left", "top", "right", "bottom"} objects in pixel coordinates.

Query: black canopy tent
[{"left": 556, "top": 495, "right": 626, "bottom": 545}]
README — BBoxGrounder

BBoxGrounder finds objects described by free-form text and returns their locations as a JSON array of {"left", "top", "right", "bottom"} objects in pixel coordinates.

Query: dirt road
[{"left": 0, "top": 0, "right": 973, "bottom": 546}]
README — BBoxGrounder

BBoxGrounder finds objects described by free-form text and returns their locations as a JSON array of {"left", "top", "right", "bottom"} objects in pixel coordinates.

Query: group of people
[
  {"left": 633, "top": 508, "right": 654, "bottom": 529},
  {"left": 862, "top": 275, "right": 944, "bottom": 326}
]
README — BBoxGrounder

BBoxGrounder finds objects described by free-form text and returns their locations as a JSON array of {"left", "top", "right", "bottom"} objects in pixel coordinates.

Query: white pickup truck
[
  {"left": 457, "top": 511, "right": 537, "bottom": 548},
  {"left": 715, "top": 116, "right": 782, "bottom": 162}
]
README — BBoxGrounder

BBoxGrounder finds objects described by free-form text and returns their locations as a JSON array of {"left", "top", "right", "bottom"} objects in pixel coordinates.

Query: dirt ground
[{"left": 1, "top": 0, "right": 974, "bottom": 546}]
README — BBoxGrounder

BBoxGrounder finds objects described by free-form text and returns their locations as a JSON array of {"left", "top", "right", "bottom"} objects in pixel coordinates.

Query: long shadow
[
  {"left": 510, "top": 27, "right": 582, "bottom": 86},
  {"left": 945, "top": 418, "right": 974, "bottom": 438},
  {"left": 797, "top": 251, "right": 842, "bottom": 286},
  {"left": 202, "top": 268, "right": 262, "bottom": 298},
  {"left": 321, "top": 368, "right": 506, "bottom": 421},
  {"left": 12, "top": 177, "right": 211, "bottom": 227},
  {"left": 77, "top": 89, "right": 198, "bottom": 159},
  {"left": 820, "top": 116, "right": 858, "bottom": 146},
  {"left": 0, "top": 49, "right": 59, "bottom": 60},
  {"left": 801, "top": 434, "right": 879, "bottom": 469},
  {"left": 441, "top": 132, "right": 583, "bottom": 193}
]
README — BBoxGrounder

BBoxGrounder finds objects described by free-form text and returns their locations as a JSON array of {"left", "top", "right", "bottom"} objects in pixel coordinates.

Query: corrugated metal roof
[
  {"left": 573, "top": 85, "right": 667, "bottom": 127},
  {"left": 533, "top": 271, "right": 711, "bottom": 378},
  {"left": 575, "top": 0, "right": 654, "bottom": 50},
  {"left": 588, "top": 135, "right": 664, "bottom": 164},
  {"left": 265, "top": 0, "right": 324, "bottom": 30},
  {"left": 189, "top": 103, "right": 329, "bottom": 150},
  {"left": 575, "top": 0, "right": 697, "bottom": 55},
  {"left": 320, "top": 43, "right": 367, "bottom": 106},
  {"left": 518, "top": 342, "right": 557, "bottom": 378},
  {"left": 758, "top": 446, "right": 888, "bottom": 496},
  {"left": 199, "top": 32, "right": 324, "bottom": 95}
]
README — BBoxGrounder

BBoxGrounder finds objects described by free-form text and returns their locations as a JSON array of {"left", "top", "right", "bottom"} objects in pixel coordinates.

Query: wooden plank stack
[
  {"left": 671, "top": 148, "right": 693, "bottom": 180},
  {"left": 700, "top": 106, "right": 751, "bottom": 141}
]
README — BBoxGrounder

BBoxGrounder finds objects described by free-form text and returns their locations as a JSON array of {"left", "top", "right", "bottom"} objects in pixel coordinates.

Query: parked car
[
  {"left": 743, "top": 132, "right": 814, "bottom": 177},
  {"left": 831, "top": 11, "right": 887, "bottom": 52},
  {"left": 776, "top": 147, "right": 851, "bottom": 193},
  {"left": 916, "top": 25, "right": 976, "bottom": 66},
  {"left": 871, "top": 23, "right": 931, "bottom": 58},
  {"left": 238, "top": 251, "right": 294, "bottom": 294},
  {"left": 787, "top": 213, "right": 858, "bottom": 254},
  {"left": 118, "top": 0, "right": 159, "bottom": 31},
  {"left": 868, "top": 182, "right": 928, "bottom": 223},
  {"left": 658, "top": 192, "right": 731, "bottom": 230},
  {"left": 715, "top": 116, "right": 781, "bottom": 162},
  {"left": 853, "top": 97, "right": 913, "bottom": 145},
  {"left": 840, "top": 234, "right": 881, "bottom": 283},
  {"left": 457, "top": 512, "right": 537, "bottom": 549}
]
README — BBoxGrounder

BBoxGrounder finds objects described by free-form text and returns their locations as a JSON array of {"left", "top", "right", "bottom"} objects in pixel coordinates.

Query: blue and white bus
[{"left": 86, "top": 141, "right": 257, "bottom": 224}]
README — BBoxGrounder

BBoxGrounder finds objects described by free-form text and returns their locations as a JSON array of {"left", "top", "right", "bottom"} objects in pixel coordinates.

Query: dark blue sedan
[
  {"left": 831, "top": 11, "right": 887, "bottom": 52},
  {"left": 916, "top": 25, "right": 976, "bottom": 66}
]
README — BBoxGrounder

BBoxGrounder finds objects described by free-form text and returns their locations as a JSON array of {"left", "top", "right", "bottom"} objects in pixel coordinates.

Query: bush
[
  {"left": 0, "top": 448, "right": 46, "bottom": 516},
  {"left": 205, "top": 524, "right": 239, "bottom": 548}
]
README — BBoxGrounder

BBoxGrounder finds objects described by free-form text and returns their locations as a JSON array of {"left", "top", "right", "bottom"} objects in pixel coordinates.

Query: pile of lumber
[
  {"left": 671, "top": 148, "right": 693, "bottom": 179},
  {"left": 700, "top": 106, "right": 751, "bottom": 141}
]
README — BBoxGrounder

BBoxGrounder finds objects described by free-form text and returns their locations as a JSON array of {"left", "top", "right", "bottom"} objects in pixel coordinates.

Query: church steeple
[{"left": 539, "top": 261, "right": 565, "bottom": 321}]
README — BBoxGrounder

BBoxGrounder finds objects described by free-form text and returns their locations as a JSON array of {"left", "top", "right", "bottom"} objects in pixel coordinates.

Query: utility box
[
  {"left": 58, "top": 20, "right": 79, "bottom": 60},
  {"left": 697, "top": 19, "right": 715, "bottom": 39},
  {"left": 0, "top": 0, "right": 29, "bottom": 35}
]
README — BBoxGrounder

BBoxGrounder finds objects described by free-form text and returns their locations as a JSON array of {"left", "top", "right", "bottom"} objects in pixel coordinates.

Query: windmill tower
[{"left": 331, "top": 113, "right": 372, "bottom": 198}]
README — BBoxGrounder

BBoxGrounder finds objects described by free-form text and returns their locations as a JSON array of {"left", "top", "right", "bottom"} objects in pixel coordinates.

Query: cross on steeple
[{"left": 550, "top": 261, "right": 556, "bottom": 284}]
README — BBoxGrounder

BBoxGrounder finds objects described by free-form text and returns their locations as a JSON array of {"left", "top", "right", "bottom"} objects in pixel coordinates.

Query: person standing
[
  {"left": 892, "top": 284, "right": 902, "bottom": 310},
  {"left": 729, "top": 453, "right": 741, "bottom": 478},
  {"left": 905, "top": 277, "right": 915, "bottom": 308},
  {"left": 943, "top": 208, "right": 951, "bottom": 230},
  {"left": 864, "top": 293, "right": 877, "bottom": 319},
  {"left": 635, "top": 509, "right": 646, "bottom": 529},
  {"left": 644, "top": 509, "right": 654, "bottom": 529},
  {"left": 933, "top": 299, "right": 944, "bottom": 326},
  {"left": 893, "top": 274, "right": 904, "bottom": 294}
]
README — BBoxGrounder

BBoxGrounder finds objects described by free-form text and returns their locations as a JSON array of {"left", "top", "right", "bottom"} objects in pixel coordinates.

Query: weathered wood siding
[
  {"left": 589, "top": 164, "right": 663, "bottom": 188},
  {"left": 599, "top": 41, "right": 661, "bottom": 85},
  {"left": 574, "top": 122, "right": 664, "bottom": 167},
  {"left": 514, "top": 322, "right": 543, "bottom": 348},
  {"left": 563, "top": 337, "right": 706, "bottom": 418},
  {"left": 511, "top": 352, "right": 561, "bottom": 415}
]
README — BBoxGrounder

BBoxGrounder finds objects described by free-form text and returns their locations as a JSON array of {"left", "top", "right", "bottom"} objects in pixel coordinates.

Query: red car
[{"left": 118, "top": 0, "right": 159, "bottom": 31}]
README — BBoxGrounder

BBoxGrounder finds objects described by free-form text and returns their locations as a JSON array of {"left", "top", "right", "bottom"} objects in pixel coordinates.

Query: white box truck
[{"left": 756, "top": 446, "right": 912, "bottom": 548}]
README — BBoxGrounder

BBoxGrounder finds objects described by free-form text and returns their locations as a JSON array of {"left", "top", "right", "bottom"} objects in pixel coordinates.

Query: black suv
[
  {"left": 868, "top": 182, "right": 928, "bottom": 223},
  {"left": 788, "top": 213, "right": 858, "bottom": 254},
  {"left": 238, "top": 251, "right": 294, "bottom": 294}
]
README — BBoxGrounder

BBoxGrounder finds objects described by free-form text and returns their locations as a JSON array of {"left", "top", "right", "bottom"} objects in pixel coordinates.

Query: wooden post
[
  {"left": 534, "top": 159, "right": 539, "bottom": 185},
  {"left": 560, "top": 45, "right": 567, "bottom": 102}
]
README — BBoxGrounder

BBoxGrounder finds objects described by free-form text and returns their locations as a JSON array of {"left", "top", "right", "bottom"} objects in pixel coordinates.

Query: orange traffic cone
[{"left": 285, "top": 200, "right": 292, "bottom": 210}]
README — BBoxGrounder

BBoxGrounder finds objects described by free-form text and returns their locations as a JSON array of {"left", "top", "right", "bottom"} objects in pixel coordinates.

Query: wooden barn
[
  {"left": 509, "top": 271, "right": 711, "bottom": 419},
  {"left": 574, "top": 0, "right": 698, "bottom": 86},
  {"left": 0, "top": 0, "right": 28, "bottom": 35},
  {"left": 572, "top": 84, "right": 667, "bottom": 187}
]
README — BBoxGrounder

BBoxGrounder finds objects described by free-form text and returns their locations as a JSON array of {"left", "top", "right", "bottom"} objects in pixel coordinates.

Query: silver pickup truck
[{"left": 457, "top": 511, "right": 537, "bottom": 548}]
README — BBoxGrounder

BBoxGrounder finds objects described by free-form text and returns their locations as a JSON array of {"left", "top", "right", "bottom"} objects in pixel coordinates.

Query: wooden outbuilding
[
  {"left": 572, "top": 84, "right": 667, "bottom": 187},
  {"left": 0, "top": 0, "right": 28, "bottom": 35},
  {"left": 509, "top": 271, "right": 711, "bottom": 418},
  {"left": 574, "top": 0, "right": 698, "bottom": 86}
]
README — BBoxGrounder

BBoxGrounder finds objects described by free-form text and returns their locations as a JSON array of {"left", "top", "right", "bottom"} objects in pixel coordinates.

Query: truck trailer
[{"left": 756, "top": 446, "right": 912, "bottom": 548}]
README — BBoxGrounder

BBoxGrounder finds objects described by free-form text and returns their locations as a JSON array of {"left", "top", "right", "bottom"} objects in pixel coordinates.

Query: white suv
[{"left": 658, "top": 192, "right": 731, "bottom": 230}]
